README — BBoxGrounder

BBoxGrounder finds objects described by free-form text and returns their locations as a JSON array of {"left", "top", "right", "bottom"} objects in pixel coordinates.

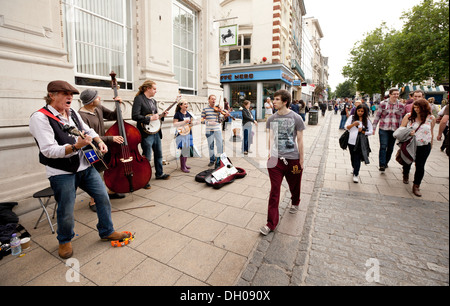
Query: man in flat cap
[
  {"left": 29, "top": 81, "right": 131, "bottom": 259},
  {"left": 79, "top": 89, "right": 126, "bottom": 211}
]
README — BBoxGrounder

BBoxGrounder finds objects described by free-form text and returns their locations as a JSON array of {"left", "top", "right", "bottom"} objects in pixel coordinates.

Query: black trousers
[
  {"left": 348, "top": 144, "right": 362, "bottom": 176},
  {"left": 402, "top": 144, "right": 432, "bottom": 186}
]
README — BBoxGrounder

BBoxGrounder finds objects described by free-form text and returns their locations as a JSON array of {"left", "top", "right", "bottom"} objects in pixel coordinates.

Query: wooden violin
[
  {"left": 214, "top": 106, "right": 236, "bottom": 121},
  {"left": 104, "top": 72, "right": 152, "bottom": 194}
]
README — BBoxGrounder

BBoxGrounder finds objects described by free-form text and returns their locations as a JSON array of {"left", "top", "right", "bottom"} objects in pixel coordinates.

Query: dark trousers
[
  {"left": 403, "top": 144, "right": 432, "bottom": 186},
  {"left": 379, "top": 130, "right": 396, "bottom": 167},
  {"left": 266, "top": 158, "right": 303, "bottom": 231},
  {"left": 348, "top": 144, "right": 362, "bottom": 176}
]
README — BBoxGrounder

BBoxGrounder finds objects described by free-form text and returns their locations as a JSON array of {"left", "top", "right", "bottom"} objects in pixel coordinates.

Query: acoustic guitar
[{"left": 63, "top": 125, "right": 109, "bottom": 173}]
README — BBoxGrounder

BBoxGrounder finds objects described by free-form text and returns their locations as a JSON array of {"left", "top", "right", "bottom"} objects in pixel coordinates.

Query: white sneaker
[
  {"left": 289, "top": 205, "right": 299, "bottom": 214},
  {"left": 353, "top": 175, "right": 359, "bottom": 183},
  {"left": 259, "top": 225, "right": 272, "bottom": 236}
]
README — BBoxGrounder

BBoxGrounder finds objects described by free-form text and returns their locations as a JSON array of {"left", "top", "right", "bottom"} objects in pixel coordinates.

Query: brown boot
[
  {"left": 58, "top": 242, "right": 73, "bottom": 259},
  {"left": 403, "top": 175, "right": 409, "bottom": 184},
  {"left": 103, "top": 232, "right": 131, "bottom": 241},
  {"left": 412, "top": 184, "right": 422, "bottom": 197}
]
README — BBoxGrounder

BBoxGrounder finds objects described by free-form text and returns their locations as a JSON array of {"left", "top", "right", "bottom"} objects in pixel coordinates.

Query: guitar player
[
  {"left": 29, "top": 80, "right": 131, "bottom": 259},
  {"left": 132, "top": 80, "right": 170, "bottom": 189}
]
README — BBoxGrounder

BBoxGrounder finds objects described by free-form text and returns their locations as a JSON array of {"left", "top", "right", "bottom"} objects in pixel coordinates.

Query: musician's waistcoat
[{"left": 38, "top": 107, "right": 83, "bottom": 173}]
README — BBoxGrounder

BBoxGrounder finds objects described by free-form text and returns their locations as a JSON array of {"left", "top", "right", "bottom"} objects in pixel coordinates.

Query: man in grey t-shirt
[{"left": 261, "top": 90, "right": 306, "bottom": 236}]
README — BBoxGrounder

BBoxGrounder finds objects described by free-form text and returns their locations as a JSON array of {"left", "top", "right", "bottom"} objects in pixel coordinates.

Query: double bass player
[{"left": 29, "top": 81, "right": 131, "bottom": 259}]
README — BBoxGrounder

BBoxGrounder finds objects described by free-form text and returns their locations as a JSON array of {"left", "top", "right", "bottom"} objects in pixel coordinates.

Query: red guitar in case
[{"left": 202, "top": 154, "right": 246, "bottom": 189}]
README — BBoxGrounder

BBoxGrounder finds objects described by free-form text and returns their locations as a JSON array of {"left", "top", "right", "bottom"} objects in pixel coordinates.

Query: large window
[
  {"left": 173, "top": 0, "right": 197, "bottom": 95},
  {"left": 228, "top": 35, "right": 251, "bottom": 65},
  {"left": 63, "top": 0, "right": 133, "bottom": 89}
]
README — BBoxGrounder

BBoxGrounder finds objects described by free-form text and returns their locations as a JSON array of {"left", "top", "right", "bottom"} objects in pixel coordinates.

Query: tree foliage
[
  {"left": 389, "top": 0, "right": 449, "bottom": 84},
  {"left": 342, "top": 24, "right": 394, "bottom": 96},
  {"left": 335, "top": 80, "right": 356, "bottom": 99},
  {"left": 341, "top": 0, "right": 449, "bottom": 95}
]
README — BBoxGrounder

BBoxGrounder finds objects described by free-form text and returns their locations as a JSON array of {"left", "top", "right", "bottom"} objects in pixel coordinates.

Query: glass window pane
[
  {"left": 229, "top": 49, "right": 241, "bottom": 64},
  {"left": 244, "top": 48, "right": 251, "bottom": 63},
  {"left": 69, "top": 0, "right": 132, "bottom": 83}
]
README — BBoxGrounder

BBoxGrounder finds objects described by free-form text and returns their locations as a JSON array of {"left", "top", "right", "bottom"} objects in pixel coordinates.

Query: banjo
[{"left": 142, "top": 96, "right": 181, "bottom": 135}]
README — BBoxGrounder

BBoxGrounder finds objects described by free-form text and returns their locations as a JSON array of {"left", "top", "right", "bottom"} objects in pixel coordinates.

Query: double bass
[{"left": 104, "top": 72, "right": 152, "bottom": 194}]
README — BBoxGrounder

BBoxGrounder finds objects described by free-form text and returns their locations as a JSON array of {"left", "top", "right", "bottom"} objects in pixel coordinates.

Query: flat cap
[{"left": 47, "top": 81, "right": 80, "bottom": 95}]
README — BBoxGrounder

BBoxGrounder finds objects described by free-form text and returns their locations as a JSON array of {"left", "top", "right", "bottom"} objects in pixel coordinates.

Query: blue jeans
[
  {"left": 49, "top": 167, "right": 114, "bottom": 244},
  {"left": 206, "top": 130, "right": 223, "bottom": 163},
  {"left": 378, "top": 129, "right": 396, "bottom": 167},
  {"left": 242, "top": 123, "right": 253, "bottom": 153},
  {"left": 339, "top": 115, "right": 347, "bottom": 129},
  {"left": 142, "top": 134, "right": 163, "bottom": 178}
]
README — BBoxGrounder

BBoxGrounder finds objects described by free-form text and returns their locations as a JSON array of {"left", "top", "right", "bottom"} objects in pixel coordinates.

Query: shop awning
[{"left": 401, "top": 85, "right": 447, "bottom": 94}]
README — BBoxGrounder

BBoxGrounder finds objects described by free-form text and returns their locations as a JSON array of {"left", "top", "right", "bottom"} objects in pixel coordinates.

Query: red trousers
[{"left": 266, "top": 157, "right": 303, "bottom": 231}]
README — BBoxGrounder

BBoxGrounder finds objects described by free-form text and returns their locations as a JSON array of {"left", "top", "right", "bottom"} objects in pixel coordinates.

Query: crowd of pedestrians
[{"left": 337, "top": 89, "right": 448, "bottom": 198}]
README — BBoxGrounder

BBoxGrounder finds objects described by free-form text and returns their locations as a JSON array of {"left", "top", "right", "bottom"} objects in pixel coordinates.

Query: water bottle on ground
[{"left": 10, "top": 233, "right": 21, "bottom": 256}]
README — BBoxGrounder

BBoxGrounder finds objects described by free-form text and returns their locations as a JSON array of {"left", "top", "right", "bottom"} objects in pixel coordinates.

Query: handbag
[
  {"left": 339, "top": 130, "right": 350, "bottom": 150},
  {"left": 395, "top": 123, "right": 424, "bottom": 166}
]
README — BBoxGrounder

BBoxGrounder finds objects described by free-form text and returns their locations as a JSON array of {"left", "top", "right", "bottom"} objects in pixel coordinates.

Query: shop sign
[{"left": 220, "top": 69, "right": 295, "bottom": 85}]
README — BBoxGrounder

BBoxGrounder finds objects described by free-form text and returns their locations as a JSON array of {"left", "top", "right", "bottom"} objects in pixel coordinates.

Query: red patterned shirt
[{"left": 373, "top": 100, "right": 406, "bottom": 131}]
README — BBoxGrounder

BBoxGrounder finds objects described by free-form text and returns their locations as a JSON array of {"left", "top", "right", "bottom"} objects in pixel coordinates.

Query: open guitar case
[{"left": 195, "top": 155, "right": 246, "bottom": 189}]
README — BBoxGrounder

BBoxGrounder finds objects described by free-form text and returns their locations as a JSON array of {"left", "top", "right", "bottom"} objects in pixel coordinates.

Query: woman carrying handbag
[
  {"left": 399, "top": 99, "right": 436, "bottom": 197},
  {"left": 344, "top": 104, "right": 374, "bottom": 183}
]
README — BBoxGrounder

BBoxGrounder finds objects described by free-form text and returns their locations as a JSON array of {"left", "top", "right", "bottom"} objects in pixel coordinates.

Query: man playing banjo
[{"left": 132, "top": 80, "right": 170, "bottom": 189}]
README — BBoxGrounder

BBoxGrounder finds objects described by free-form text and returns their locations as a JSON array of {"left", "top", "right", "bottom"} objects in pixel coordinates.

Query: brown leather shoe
[
  {"left": 412, "top": 184, "right": 422, "bottom": 197},
  {"left": 58, "top": 242, "right": 73, "bottom": 259},
  {"left": 403, "top": 175, "right": 409, "bottom": 184},
  {"left": 103, "top": 232, "right": 131, "bottom": 241}
]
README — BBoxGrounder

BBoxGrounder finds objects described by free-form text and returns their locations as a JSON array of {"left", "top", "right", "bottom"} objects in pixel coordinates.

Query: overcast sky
[{"left": 303, "top": 0, "right": 425, "bottom": 91}]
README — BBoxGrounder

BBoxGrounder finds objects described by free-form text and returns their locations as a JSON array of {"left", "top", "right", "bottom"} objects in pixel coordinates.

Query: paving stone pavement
[
  {"left": 1, "top": 111, "right": 448, "bottom": 287},
  {"left": 238, "top": 111, "right": 449, "bottom": 286}
]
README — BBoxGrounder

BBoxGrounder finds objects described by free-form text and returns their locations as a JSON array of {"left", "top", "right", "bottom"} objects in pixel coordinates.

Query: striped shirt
[
  {"left": 201, "top": 106, "right": 222, "bottom": 132},
  {"left": 373, "top": 100, "right": 406, "bottom": 131}
]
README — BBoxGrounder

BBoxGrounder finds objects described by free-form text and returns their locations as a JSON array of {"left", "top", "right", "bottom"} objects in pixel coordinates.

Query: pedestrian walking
[
  {"left": 437, "top": 105, "right": 449, "bottom": 153},
  {"left": 437, "top": 104, "right": 449, "bottom": 156},
  {"left": 339, "top": 98, "right": 351, "bottom": 129},
  {"left": 264, "top": 97, "right": 274, "bottom": 120},
  {"left": 345, "top": 104, "right": 374, "bottom": 183},
  {"left": 399, "top": 99, "right": 436, "bottom": 197},
  {"left": 299, "top": 100, "right": 307, "bottom": 122},
  {"left": 260, "top": 90, "right": 305, "bottom": 236},
  {"left": 290, "top": 100, "right": 300, "bottom": 115},
  {"left": 372, "top": 88, "right": 406, "bottom": 172},
  {"left": 242, "top": 100, "right": 258, "bottom": 155}
]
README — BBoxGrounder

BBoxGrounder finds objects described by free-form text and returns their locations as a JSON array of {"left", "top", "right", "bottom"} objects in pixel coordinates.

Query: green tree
[
  {"left": 335, "top": 80, "right": 356, "bottom": 99},
  {"left": 342, "top": 24, "right": 394, "bottom": 97},
  {"left": 389, "top": 0, "right": 449, "bottom": 84}
]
